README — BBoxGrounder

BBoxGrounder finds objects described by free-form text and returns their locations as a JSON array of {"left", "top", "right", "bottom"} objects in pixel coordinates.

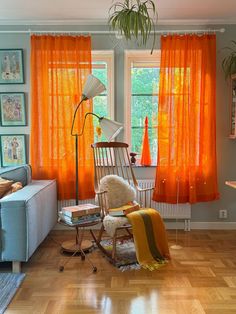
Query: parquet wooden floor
[{"left": 2, "top": 229, "right": 236, "bottom": 314}]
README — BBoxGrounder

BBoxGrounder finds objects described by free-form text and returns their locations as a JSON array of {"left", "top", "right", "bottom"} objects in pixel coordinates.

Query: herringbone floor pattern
[{"left": 3, "top": 229, "right": 236, "bottom": 314}]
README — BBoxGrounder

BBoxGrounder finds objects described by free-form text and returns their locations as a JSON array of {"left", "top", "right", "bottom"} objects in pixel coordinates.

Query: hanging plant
[
  {"left": 108, "top": 0, "right": 157, "bottom": 54},
  {"left": 222, "top": 40, "right": 236, "bottom": 79}
]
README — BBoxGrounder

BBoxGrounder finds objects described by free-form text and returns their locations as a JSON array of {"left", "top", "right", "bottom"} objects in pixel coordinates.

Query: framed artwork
[
  {"left": 0, "top": 49, "right": 24, "bottom": 84},
  {"left": 0, "top": 92, "right": 26, "bottom": 126},
  {"left": 0, "top": 134, "right": 26, "bottom": 167}
]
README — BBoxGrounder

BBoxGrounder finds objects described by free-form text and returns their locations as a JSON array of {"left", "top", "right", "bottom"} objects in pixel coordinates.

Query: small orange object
[
  {"left": 140, "top": 116, "right": 151, "bottom": 166},
  {"left": 96, "top": 126, "right": 102, "bottom": 137}
]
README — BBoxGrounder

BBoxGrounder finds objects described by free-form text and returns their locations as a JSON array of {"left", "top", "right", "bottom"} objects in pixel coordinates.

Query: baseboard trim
[
  {"left": 190, "top": 222, "right": 236, "bottom": 230},
  {"left": 165, "top": 221, "right": 236, "bottom": 230},
  {"left": 53, "top": 221, "right": 236, "bottom": 231}
]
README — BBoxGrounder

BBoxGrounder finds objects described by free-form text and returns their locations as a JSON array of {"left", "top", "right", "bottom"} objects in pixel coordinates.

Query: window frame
[
  {"left": 124, "top": 50, "right": 161, "bottom": 161},
  {"left": 92, "top": 50, "right": 114, "bottom": 120}
]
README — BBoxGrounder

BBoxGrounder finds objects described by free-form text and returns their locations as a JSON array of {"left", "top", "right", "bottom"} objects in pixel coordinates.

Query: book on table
[
  {"left": 59, "top": 211, "right": 101, "bottom": 225},
  {"left": 108, "top": 202, "right": 140, "bottom": 217},
  {"left": 61, "top": 203, "right": 100, "bottom": 218}
]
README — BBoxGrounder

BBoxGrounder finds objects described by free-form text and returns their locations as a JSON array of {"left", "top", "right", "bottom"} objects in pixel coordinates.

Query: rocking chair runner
[{"left": 90, "top": 142, "right": 154, "bottom": 263}]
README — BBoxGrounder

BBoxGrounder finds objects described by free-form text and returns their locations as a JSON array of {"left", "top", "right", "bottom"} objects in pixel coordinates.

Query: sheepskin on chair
[
  {"left": 99, "top": 175, "right": 137, "bottom": 236},
  {"left": 99, "top": 174, "right": 136, "bottom": 209}
]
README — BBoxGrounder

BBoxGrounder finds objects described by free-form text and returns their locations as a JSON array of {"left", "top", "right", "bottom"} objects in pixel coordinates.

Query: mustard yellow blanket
[{"left": 127, "top": 208, "right": 170, "bottom": 270}]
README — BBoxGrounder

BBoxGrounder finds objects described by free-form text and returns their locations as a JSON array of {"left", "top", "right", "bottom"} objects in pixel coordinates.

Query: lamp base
[{"left": 61, "top": 240, "right": 94, "bottom": 253}]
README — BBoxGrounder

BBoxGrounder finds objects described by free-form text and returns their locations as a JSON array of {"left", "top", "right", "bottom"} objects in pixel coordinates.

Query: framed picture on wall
[
  {"left": 0, "top": 134, "right": 26, "bottom": 167},
  {"left": 0, "top": 49, "right": 24, "bottom": 84},
  {"left": 0, "top": 92, "right": 26, "bottom": 126}
]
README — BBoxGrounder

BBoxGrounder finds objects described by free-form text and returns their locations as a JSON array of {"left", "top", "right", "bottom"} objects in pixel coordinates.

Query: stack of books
[{"left": 59, "top": 203, "right": 101, "bottom": 226}]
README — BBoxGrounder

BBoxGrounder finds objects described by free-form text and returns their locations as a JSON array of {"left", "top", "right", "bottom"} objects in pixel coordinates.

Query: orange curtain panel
[
  {"left": 153, "top": 34, "right": 219, "bottom": 204},
  {"left": 30, "top": 35, "right": 94, "bottom": 200}
]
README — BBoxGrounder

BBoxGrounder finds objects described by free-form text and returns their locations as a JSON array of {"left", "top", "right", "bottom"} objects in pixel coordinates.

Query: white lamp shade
[
  {"left": 99, "top": 118, "right": 123, "bottom": 142},
  {"left": 82, "top": 74, "right": 106, "bottom": 100}
]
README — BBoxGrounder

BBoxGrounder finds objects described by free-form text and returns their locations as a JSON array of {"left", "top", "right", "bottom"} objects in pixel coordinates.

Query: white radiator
[
  {"left": 137, "top": 180, "right": 191, "bottom": 219},
  {"left": 58, "top": 179, "right": 191, "bottom": 231},
  {"left": 137, "top": 179, "right": 191, "bottom": 231}
]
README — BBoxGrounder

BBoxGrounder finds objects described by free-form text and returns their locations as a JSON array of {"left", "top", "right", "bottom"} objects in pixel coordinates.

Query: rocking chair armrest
[
  {"left": 136, "top": 186, "right": 154, "bottom": 208},
  {"left": 95, "top": 189, "right": 107, "bottom": 196},
  {"left": 136, "top": 186, "right": 154, "bottom": 193}
]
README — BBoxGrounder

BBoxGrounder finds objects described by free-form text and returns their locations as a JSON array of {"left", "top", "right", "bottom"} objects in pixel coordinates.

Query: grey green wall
[{"left": 0, "top": 24, "right": 236, "bottom": 223}]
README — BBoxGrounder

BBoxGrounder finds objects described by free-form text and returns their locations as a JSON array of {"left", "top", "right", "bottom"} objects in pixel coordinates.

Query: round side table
[
  {"left": 58, "top": 218, "right": 100, "bottom": 273},
  {"left": 60, "top": 219, "right": 99, "bottom": 252}
]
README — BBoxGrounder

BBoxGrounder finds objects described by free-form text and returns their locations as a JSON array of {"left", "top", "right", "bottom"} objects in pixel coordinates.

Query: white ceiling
[{"left": 0, "top": 0, "right": 236, "bottom": 25}]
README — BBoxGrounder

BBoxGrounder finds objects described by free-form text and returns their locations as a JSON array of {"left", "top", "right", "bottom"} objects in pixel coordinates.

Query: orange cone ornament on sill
[{"left": 140, "top": 116, "right": 151, "bottom": 166}]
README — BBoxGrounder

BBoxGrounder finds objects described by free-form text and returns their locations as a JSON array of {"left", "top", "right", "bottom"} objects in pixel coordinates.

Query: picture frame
[
  {"left": 0, "top": 49, "right": 24, "bottom": 84},
  {"left": 0, "top": 134, "right": 26, "bottom": 167},
  {"left": 0, "top": 92, "right": 26, "bottom": 126}
]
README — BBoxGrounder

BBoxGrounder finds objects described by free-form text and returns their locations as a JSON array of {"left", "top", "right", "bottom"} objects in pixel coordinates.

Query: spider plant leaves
[
  {"left": 222, "top": 40, "right": 236, "bottom": 79},
  {"left": 108, "top": 0, "right": 157, "bottom": 54}
]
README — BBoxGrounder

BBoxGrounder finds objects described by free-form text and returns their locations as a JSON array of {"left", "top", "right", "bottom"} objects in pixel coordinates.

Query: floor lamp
[
  {"left": 60, "top": 75, "right": 123, "bottom": 257},
  {"left": 71, "top": 74, "right": 123, "bottom": 205}
]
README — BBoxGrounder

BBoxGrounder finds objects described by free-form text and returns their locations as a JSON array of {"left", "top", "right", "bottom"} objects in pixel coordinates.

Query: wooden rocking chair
[{"left": 90, "top": 142, "right": 154, "bottom": 263}]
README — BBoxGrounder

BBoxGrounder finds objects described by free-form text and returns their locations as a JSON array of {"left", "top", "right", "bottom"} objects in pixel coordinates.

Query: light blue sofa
[{"left": 0, "top": 165, "right": 57, "bottom": 272}]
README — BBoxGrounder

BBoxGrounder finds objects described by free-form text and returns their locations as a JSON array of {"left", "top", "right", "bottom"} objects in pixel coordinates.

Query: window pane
[
  {"left": 93, "top": 95, "right": 108, "bottom": 142},
  {"left": 92, "top": 60, "right": 109, "bottom": 142},
  {"left": 131, "top": 95, "right": 158, "bottom": 127},
  {"left": 131, "top": 127, "right": 143, "bottom": 155},
  {"left": 48, "top": 56, "right": 112, "bottom": 144},
  {"left": 93, "top": 95, "right": 108, "bottom": 117},
  {"left": 132, "top": 67, "right": 159, "bottom": 94},
  {"left": 92, "top": 62, "right": 107, "bottom": 95},
  {"left": 131, "top": 64, "right": 159, "bottom": 163}
]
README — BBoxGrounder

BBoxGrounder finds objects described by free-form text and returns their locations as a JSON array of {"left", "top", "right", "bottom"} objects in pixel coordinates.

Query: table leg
[
  {"left": 59, "top": 226, "right": 97, "bottom": 273},
  {"left": 61, "top": 225, "right": 93, "bottom": 253}
]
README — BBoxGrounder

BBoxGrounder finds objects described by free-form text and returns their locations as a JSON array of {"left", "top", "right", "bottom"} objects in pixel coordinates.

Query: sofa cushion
[
  {"left": 0, "top": 177, "right": 13, "bottom": 198},
  {"left": 0, "top": 165, "right": 31, "bottom": 187}
]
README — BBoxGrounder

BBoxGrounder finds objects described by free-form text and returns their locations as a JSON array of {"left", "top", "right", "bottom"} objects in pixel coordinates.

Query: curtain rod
[{"left": 0, "top": 28, "right": 226, "bottom": 34}]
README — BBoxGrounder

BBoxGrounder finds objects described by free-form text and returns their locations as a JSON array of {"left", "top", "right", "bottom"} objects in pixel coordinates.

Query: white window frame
[
  {"left": 124, "top": 50, "right": 161, "bottom": 151},
  {"left": 92, "top": 50, "right": 114, "bottom": 120}
]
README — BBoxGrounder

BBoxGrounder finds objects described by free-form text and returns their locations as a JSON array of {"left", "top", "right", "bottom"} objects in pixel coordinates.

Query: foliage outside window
[
  {"left": 125, "top": 50, "right": 160, "bottom": 165},
  {"left": 92, "top": 51, "right": 114, "bottom": 143}
]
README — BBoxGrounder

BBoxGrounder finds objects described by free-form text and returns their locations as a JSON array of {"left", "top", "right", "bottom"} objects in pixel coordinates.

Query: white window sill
[{"left": 131, "top": 164, "right": 157, "bottom": 168}]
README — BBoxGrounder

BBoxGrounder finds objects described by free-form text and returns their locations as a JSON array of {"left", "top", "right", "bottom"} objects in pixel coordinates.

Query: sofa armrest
[
  {"left": 0, "top": 179, "right": 57, "bottom": 262},
  {"left": 0, "top": 165, "right": 32, "bottom": 186}
]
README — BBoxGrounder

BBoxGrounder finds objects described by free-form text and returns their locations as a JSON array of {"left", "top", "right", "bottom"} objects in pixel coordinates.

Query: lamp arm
[
  {"left": 71, "top": 99, "right": 99, "bottom": 205},
  {"left": 78, "top": 112, "right": 102, "bottom": 137},
  {"left": 71, "top": 97, "right": 87, "bottom": 136}
]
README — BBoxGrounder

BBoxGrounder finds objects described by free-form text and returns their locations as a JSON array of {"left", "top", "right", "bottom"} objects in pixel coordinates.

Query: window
[
  {"left": 47, "top": 51, "right": 114, "bottom": 152},
  {"left": 124, "top": 50, "right": 160, "bottom": 165},
  {"left": 92, "top": 51, "right": 114, "bottom": 142}
]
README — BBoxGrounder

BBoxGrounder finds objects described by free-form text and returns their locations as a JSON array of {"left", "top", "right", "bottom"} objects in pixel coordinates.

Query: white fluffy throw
[
  {"left": 99, "top": 174, "right": 136, "bottom": 209},
  {"left": 103, "top": 215, "right": 129, "bottom": 236}
]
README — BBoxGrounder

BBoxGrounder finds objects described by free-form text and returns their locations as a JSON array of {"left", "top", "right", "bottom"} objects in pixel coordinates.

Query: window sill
[{"left": 131, "top": 164, "right": 156, "bottom": 168}]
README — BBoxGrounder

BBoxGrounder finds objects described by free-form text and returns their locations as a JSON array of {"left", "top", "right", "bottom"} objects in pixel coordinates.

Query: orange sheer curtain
[
  {"left": 153, "top": 34, "right": 219, "bottom": 204},
  {"left": 30, "top": 35, "right": 94, "bottom": 200}
]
